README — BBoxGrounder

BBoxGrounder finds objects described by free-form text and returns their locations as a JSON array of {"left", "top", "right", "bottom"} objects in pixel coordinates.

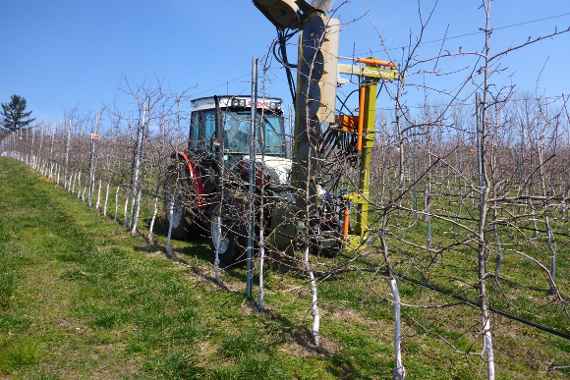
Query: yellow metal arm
[{"left": 338, "top": 63, "right": 399, "bottom": 81}]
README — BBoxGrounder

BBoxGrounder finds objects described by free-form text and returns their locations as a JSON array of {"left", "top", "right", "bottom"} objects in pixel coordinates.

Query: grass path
[
  {"left": 0, "top": 158, "right": 372, "bottom": 379},
  {"left": 0, "top": 158, "right": 568, "bottom": 379}
]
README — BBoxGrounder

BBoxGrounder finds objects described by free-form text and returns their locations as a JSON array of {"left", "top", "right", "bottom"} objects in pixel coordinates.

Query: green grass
[{"left": 0, "top": 157, "right": 568, "bottom": 379}]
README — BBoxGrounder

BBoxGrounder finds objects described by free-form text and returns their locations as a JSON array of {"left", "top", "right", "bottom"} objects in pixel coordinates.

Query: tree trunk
[
  {"left": 476, "top": 90, "right": 496, "bottom": 380},
  {"left": 96, "top": 179, "right": 102, "bottom": 211},
  {"left": 123, "top": 194, "right": 130, "bottom": 227},
  {"left": 103, "top": 182, "right": 110, "bottom": 217},
  {"left": 87, "top": 114, "right": 100, "bottom": 208},
  {"left": 114, "top": 186, "right": 120, "bottom": 222},
  {"left": 165, "top": 194, "right": 176, "bottom": 259},
  {"left": 147, "top": 196, "right": 159, "bottom": 244},
  {"left": 129, "top": 100, "right": 149, "bottom": 235},
  {"left": 389, "top": 277, "right": 405, "bottom": 380}
]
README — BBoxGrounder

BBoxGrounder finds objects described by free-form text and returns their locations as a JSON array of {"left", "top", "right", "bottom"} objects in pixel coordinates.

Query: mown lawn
[{"left": 0, "top": 157, "right": 568, "bottom": 379}]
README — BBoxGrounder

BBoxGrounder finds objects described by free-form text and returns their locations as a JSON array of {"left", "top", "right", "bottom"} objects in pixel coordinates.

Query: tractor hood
[{"left": 243, "top": 155, "right": 292, "bottom": 185}]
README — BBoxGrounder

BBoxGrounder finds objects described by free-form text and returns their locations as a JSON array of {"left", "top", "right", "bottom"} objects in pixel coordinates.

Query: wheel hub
[
  {"left": 211, "top": 217, "right": 230, "bottom": 255},
  {"left": 167, "top": 193, "right": 184, "bottom": 228}
]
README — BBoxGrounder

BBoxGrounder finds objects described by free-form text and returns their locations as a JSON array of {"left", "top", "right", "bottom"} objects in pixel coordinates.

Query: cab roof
[{"left": 191, "top": 95, "right": 283, "bottom": 112}]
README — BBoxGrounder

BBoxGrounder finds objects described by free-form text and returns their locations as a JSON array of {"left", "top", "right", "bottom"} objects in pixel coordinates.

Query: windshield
[{"left": 223, "top": 111, "right": 284, "bottom": 155}]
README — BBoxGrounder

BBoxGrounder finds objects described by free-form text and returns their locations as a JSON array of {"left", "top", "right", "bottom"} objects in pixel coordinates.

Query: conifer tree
[{"left": 1, "top": 95, "right": 35, "bottom": 132}]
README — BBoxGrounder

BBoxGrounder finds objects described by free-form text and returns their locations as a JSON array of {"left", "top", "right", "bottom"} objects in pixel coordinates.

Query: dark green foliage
[{"left": 0, "top": 95, "right": 35, "bottom": 132}]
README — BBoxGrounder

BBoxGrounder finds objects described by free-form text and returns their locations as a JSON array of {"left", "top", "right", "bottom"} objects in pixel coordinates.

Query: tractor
[{"left": 164, "top": 95, "right": 344, "bottom": 267}]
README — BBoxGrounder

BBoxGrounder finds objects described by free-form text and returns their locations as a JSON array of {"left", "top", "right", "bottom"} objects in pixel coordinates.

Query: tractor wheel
[
  {"left": 311, "top": 211, "right": 343, "bottom": 257},
  {"left": 163, "top": 163, "right": 206, "bottom": 240},
  {"left": 312, "top": 229, "right": 343, "bottom": 256},
  {"left": 208, "top": 204, "right": 246, "bottom": 268}
]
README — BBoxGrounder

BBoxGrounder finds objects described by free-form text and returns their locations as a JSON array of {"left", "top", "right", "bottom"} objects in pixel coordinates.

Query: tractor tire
[
  {"left": 163, "top": 162, "right": 207, "bottom": 241},
  {"left": 208, "top": 204, "right": 247, "bottom": 269},
  {"left": 312, "top": 229, "right": 343, "bottom": 257}
]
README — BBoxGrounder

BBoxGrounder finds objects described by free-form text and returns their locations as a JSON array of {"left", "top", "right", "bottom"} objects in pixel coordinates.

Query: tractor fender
[{"left": 172, "top": 150, "right": 206, "bottom": 208}]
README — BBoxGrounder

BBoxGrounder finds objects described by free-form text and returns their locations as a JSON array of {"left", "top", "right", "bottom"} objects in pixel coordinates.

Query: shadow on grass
[
  {"left": 139, "top": 237, "right": 367, "bottom": 378},
  {"left": 248, "top": 301, "right": 362, "bottom": 379},
  {"left": 130, "top": 224, "right": 374, "bottom": 378}
]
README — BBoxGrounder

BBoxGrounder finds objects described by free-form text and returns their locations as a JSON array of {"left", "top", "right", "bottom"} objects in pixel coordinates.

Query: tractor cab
[
  {"left": 166, "top": 94, "right": 341, "bottom": 265},
  {"left": 189, "top": 95, "right": 287, "bottom": 158},
  {"left": 166, "top": 95, "right": 295, "bottom": 265}
]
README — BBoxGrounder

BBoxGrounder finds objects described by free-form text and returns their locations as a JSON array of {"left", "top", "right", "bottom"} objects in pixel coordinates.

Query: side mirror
[{"left": 253, "top": 0, "right": 302, "bottom": 29}]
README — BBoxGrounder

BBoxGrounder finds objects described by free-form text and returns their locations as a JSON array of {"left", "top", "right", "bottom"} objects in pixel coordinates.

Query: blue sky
[{"left": 1, "top": 0, "right": 569, "bottom": 122}]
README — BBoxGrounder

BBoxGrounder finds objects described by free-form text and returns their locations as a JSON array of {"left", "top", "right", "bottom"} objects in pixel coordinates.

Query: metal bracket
[{"left": 338, "top": 63, "right": 399, "bottom": 81}]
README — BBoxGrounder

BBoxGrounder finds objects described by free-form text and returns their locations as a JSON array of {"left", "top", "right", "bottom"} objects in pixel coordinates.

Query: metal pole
[
  {"left": 130, "top": 100, "right": 148, "bottom": 235},
  {"left": 356, "top": 81, "right": 377, "bottom": 239},
  {"left": 213, "top": 96, "right": 224, "bottom": 282},
  {"left": 64, "top": 120, "right": 71, "bottom": 190},
  {"left": 88, "top": 112, "right": 100, "bottom": 208},
  {"left": 246, "top": 57, "right": 258, "bottom": 299}
]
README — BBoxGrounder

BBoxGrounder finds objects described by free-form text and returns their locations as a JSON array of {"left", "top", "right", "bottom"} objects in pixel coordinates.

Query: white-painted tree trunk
[
  {"left": 389, "top": 278, "right": 406, "bottom": 380},
  {"left": 123, "top": 195, "right": 130, "bottom": 227},
  {"left": 304, "top": 246, "right": 320, "bottom": 347},
  {"left": 129, "top": 100, "right": 149, "bottom": 235},
  {"left": 477, "top": 3, "right": 496, "bottom": 376},
  {"left": 258, "top": 228, "right": 265, "bottom": 310},
  {"left": 130, "top": 190, "right": 142, "bottom": 236},
  {"left": 114, "top": 187, "right": 120, "bottom": 222},
  {"left": 96, "top": 179, "right": 102, "bottom": 211},
  {"left": 49, "top": 127, "right": 55, "bottom": 179},
  {"left": 76, "top": 172, "right": 82, "bottom": 198},
  {"left": 165, "top": 195, "right": 175, "bottom": 259},
  {"left": 63, "top": 121, "right": 71, "bottom": 190},
  {"left": 213, "top": 215, "right": 221, "bottom": 282},
  {"left": 103, "top": 182, "right": 110, "bottom": 217},
  {"left": 147, "top": 196, "right": 159, "bottom": 244},
  {"left": 380, "top": 231, "right": 406, "bottom": 379},
  {"left": 87, "top": 113, "right": 100, "bottom": 208},
  {"left": 476, "top": 96, "right": 496, "bottom": 380}
]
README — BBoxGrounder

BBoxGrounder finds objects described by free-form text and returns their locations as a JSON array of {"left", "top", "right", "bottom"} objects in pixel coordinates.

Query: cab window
[{"left": 190, "top": 110, "right": 216, "bottom": 150}]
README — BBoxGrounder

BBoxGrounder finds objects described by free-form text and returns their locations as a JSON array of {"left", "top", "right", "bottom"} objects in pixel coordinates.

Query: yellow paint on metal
[
  {"left": 337, "top": 57, "right": 399, "bottom": 241},
  {"left": 356, "top": 82, "right": 377, "bottom": 239},
  {"left": 344, "top": 192, "right": 365, "bottom": 204},
  {"left": 338, "top": 63, "right": 399, "bottom": 81}
]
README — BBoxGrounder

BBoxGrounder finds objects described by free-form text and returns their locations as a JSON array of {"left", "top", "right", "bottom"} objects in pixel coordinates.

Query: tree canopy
[{"left": 1, "top": 95, "right": 35, "bottom": 132}]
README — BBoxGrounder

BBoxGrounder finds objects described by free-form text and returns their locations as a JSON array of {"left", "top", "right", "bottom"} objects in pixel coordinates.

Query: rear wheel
[
  {"left": 312, "top": 229, "right": 343, "bottom": 256},
  {"left": 208, "top": 204, "right": 246, "bottom": 268},
  {"left": 163, "top": 162, "right": 206, "bottom": 240},
  {"left": 311, "top": 204, "right": 343, "bottom": 256}
]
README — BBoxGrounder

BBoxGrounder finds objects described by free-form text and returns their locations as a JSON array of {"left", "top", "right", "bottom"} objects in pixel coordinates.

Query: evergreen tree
[{"left": 1, "top": 95, "right": 35, "bottom": 132}]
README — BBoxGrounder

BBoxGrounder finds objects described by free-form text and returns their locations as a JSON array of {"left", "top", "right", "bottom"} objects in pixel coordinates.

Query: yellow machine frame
[{"left": 338, "top": 58, "right": 399, "bottom": 239}]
